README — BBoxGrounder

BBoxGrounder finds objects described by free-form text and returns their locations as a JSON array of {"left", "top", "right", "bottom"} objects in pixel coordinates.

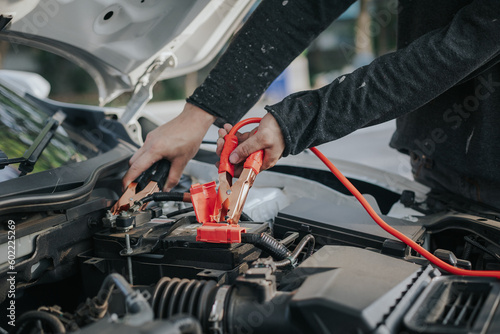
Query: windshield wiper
[{"left": 0, "top": 110, "right": 66, "bottom": 176}]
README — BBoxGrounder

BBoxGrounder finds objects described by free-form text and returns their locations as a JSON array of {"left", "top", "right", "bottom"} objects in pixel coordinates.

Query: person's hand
[
  {"left": 216, "top": 113, "right": 285, "bottom": 175},
  {"left": 123, "top": 103, "right": 216, "bottom": 191}
]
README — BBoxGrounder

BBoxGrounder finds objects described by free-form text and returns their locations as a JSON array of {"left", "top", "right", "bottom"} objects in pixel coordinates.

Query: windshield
[{"left": 0, "top": 83, "right": 99, "bottom": 182}]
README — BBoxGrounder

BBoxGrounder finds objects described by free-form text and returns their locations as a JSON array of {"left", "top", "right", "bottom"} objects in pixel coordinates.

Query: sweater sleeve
[
  {"left": 186, "top": 0, "right": 356, "bottom": 127},
  {"left": 265, "top": 0, "right": 500, "bottom": 156}
]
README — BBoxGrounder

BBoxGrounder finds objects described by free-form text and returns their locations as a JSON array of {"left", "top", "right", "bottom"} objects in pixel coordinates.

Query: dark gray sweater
[{"left": 187, "top": 0, "right": 500, "bottom": 186}]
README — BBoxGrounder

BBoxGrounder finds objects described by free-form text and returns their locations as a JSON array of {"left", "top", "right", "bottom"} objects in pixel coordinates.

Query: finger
[
  {"left": 216, "top": 127, "right": 228, "bottom": 156},
  {"left": 164, "top": 158, "right": 184, "bottom": 191},
  {"left": 218, "top": 128, "right": 227, "bottom": 138},
  {"left": 223, "top": 123, "right": 233, "bottom": 133},
  {"left": 122, "top": 157, "right": 156, "bottom": 189},
  {"left": 216, "top": 137, "right": 225, "bottom": 156},
  {"left": 129, "top": 146, "right": 146, "bottom": 166},
  {"left": 261, "top": 147, "right": 281, "bottom": 171},
  {"left": 229, "top": 134, "right": 263, "bottom": 164},
  {"left": 235, "top": 131, "right": 251, "bottom": 142}
]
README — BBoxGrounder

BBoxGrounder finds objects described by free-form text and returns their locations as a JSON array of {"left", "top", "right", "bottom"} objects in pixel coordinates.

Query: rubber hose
[
  {"left": 239, "top": 211, "right": 253, "bottom": 221},
  {"left": 96, "top": 273, "right": 135, "bottom": 306},
  {"left": 159, "top": 218, "right": 191, "bottom": 240},
  {"left": 274, "top": 234, "right": 315, "bottom": 268},
  {"left": 141, "top": 192, "right": 189, "bottom": 204},
  {"left": 464, "top": 235, "right": 500, "bottom": 262},
  {"left": 16, "top": 311, "right": 66, "bottom": 334},
  {"left": 463, "top": 236, "right": 473, "bottom": 260},
  {"left": 166, "top": 207, "right": 195, "bottom": 218},
  {"left": 241, "top": 232, "right": 291, "bottom": 260}
]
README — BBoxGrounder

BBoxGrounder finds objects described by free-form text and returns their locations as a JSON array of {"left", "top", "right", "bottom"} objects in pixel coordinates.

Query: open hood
[{"left": 0, "top": 0, "right": 256, "bottom": 106}]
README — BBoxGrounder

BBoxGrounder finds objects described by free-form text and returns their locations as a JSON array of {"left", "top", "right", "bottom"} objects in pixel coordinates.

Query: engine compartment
[{"left": 2, "top": 157, "right": 500, "bottom": 334}]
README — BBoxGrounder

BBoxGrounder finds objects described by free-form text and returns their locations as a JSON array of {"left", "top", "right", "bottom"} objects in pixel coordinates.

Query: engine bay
[
  {"left": 2, "top": 0, "right": 500, "bottom": 331},
  {"left": 3, "top": 154, "right": 500, "bottom": 334}
]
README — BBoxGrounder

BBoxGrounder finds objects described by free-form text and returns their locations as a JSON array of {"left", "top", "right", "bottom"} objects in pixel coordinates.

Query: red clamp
[
  {"left": 190, "top": 181, "right": 217, "bottom": 223},
  {"left": 191, "top": 118, "right": 263, "bottom": 243},
  {"left": 195, "top": 223, "right": 246, "bottom": 243}
]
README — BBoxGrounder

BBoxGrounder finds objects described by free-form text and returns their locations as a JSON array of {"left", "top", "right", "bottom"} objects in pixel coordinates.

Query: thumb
[{"left": 229, "top": 134, "right": 263, "bottom": 165}]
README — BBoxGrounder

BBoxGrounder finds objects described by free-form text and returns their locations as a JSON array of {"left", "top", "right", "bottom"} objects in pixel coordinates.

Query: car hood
[{"left": 0, "top": 0, "right": 255, "bottom": 106}]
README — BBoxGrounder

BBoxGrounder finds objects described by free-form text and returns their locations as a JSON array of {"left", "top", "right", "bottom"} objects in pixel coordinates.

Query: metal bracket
[
  {"left": 208, "top": 285, "right": 231, "bottom": 334},
  {"left": 121, "top": 54, "right": 177, "bottom": 125},
  {"left": 120, "top": 54, "right": 177, "bottom": 142}
]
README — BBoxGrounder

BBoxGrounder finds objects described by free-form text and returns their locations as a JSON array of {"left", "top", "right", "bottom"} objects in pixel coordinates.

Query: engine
[{"left": 2, "top": 161, "right": 500, "bottom": 334}]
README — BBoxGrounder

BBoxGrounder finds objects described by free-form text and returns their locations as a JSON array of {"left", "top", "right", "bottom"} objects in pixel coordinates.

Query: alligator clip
[
  {"left": 193, "top": 131, "right": 263, "bottom": 243},
  {"left": 213, "top": 133, "right": 264, "bottom": 224},
  {"left": 111, "top": 159, "right": 171, "bottom": 215}
]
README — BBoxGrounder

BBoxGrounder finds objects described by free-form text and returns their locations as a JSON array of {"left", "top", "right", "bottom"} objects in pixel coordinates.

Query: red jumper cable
[
  {"left": 309, "top": 146, "right": 500, "bottom": 279},
  {"left": 195, "top": 117, "right": 500, "bottom": 279}
]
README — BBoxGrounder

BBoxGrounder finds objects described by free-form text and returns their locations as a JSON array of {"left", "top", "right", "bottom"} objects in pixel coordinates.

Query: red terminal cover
[
  {"left": 190, "top": 181, "right": 217, "bottom": 223},
  {"left": 196, "top": 223, "right": 247, "bottom": 243},
  {"left": 192, "top": 181, "right": 247, "bottom": 243}
]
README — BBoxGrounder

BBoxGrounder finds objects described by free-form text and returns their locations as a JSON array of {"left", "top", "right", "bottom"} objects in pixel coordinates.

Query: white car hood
[{"left": 0, "top": 0, "right": 255, "bottom": 106}]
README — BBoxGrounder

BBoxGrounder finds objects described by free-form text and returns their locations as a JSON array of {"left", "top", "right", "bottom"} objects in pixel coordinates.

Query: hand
[
  {"left": 216, "top": 113, "right": 285, "bottom": 175},
  {"left": 123, "top": 103, "right": 216, "bottom": 191}
]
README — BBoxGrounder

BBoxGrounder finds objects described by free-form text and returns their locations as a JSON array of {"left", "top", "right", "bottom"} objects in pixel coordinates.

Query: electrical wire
[
  {"left": 274, "top": 234, "right": 315, "bottom": 268},
  {"left": 138, "top": 192, "right": 191, "bottom": 205},
  {"left": 464, "top": 235, "right": 500, "bottom": 263},
  {"left": 165, "top": 206, "right": 195, "bottom": 218},
  {"left": 229, "top": 117, "right": 262, "bottom": 135},
  {"left": 309, "top": 146, "right": 500, "bottom": 279},
  {"left": 241, "top": 232, "right": 292, "bottom": 260},
  {"left": 230, "top": 117, "right": 500, "bottom": 278},
  {"left": 16, "top": 311, "right": 66, "bottom": 334}
]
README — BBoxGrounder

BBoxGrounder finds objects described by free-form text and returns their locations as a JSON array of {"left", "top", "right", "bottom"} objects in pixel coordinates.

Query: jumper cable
[{"left": 204, "top": 117, "right": 500, "bottom": 278}]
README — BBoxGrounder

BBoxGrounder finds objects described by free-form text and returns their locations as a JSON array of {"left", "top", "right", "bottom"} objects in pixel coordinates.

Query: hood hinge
[{"left": 120, "top": 54, "right": 177, "bottom": 126}]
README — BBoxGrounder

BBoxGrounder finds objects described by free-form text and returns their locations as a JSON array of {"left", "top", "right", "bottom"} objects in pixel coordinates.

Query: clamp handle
[
  {"left": 150, "top": 159, "right": 171, "bottom": 190},
  {"left": 243, "top": 150, "right": 263, "bottom": 174},
  {"left": 218, "top": 134, "right": 238, "bottom": 177},
  {"left": 135, "top": 164, "right": 155, "bottom": 192},
  {"left": 135, "top": 159, "right": 171, "bottom": 192}
]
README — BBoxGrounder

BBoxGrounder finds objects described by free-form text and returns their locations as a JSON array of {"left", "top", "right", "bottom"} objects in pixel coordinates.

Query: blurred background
[
  {"left": 0, "top": 0, "right": 411, "bottom": 179},
  {"left": 0, "top": 0, "right": 397, "bottom": 107}
]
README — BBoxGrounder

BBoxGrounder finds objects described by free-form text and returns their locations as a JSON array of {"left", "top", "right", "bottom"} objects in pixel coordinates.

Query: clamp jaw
[
  {"left": 191, "top": 119, "right": 264, "bottom": 244},
  {"left": 107, "top": 159, "right": 170, "bottom": 231},
  {"left": 213, "top": 133, "right": 263, "bottom": 225}
]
